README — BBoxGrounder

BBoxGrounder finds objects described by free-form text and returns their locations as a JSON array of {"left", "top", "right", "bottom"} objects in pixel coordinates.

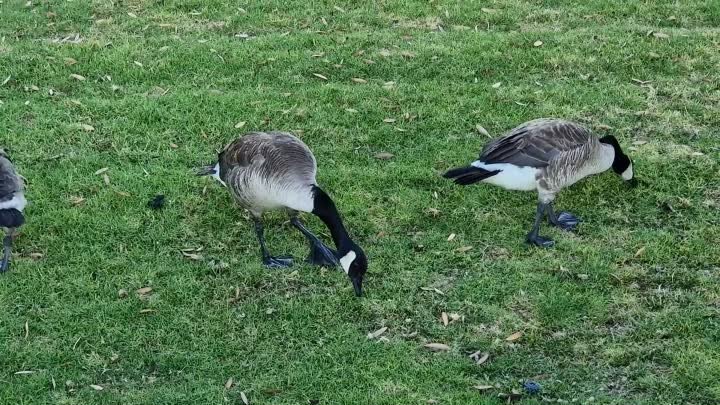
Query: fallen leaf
[
  {"left": 597, "top": 124, "right": 613, "bottom": 130},
  {"left": 426, "top": 208, "right": 441, "bottom": 217},
  {"left": 448, "top": 313, "right": 462, "bottom": 322},
  {"left": 441, "top": 312, "right": 449, "bottom": 326},
  {"left": 634, "top": 247, "right": 646, "bottom": 257},
  {"left": 94, "top": 168, "right": 109, "bottom": 176},
  {"left": 505, "top": 331, "right": 523, "bottom": 342},
  {"left": 632, "top": 140, "right": 647, "bottom": 146},
  {"left": 420, "top": 286, "right": 444, "bottom": 295},
  {"left": 424, "top": 343, "right": 450, "bottom": 352},
  {"left": 134, "top": 61, "right": 143, "bottom": 67},
  {"left": 379, "top": 49, "right": 392, "bottom": 57},
  {"left": 649, "top": 52, "right": 660, "bottom": 58},
  {"left": 691, "top": 151, "right": 704, "bottom": 156},
  {"left": 234, "top": 121, "right": 246, "bottom": 129},
  {"left": 367, "top": 326, "right": 388, "bottom": 339},
  {"left": 351, "top": 78, "right": 367, "bottom": 84},
  {"left": 225, "top": 377, "right": 233, "bottom": 389},
  {"left": 481, "top": 7, "right": 497, "bottom": 13},
  {"left": 447, "top": 233, "right": 456, "bottom": 241},
  {"left": 102, "top": 173, "right": 110, "bottom": 185},
  {"left": 455, "top": 246, "right": 473, "bottom": 253},
  {"left": 333, "top": 6, "right": 345, "bottom": 12},
  {"left": 136, "top": 287, "right": 152, "bottom": 295},
  {"left": 24, "top": 320, "right": 29, "bottom": 339},
  {"left": 70, "top": 74, "right": 86, "bottom": 81},
  {"left": 139, "top": 309, "right": 155, "bottom": 314},
  {"left": 240, "top": 391, "right": 249, "bottom": 405},
  {"left": 345, "top": 108, "right": 358, "bottom": 113},
  {"left": 475, "top": 352, "right": 490, "bottom": 365},
  {"left": 181, "top": 251, "right": 202, "bottom": 260},
  {"left": 533, "top": 40, "right": 543, "bottom": 47},
  {"left": 400, "top": 50, "right": 416, "bottom": 58},
  {"left": 80, "top": 124, "right": 95, "bottom": 132},
  {"left": 89, "top": 384, "right": 103, "bottom": 391},
  {"left": 118, "top": 289, "right": 128, "bottom": 298},
  {"left": 127, "top": 12, "right": 137, "bottom": 18},
  {"left": 652, "top": 32, "right": 670, "bottom": 39},
  {"left": 70, "top": 196, "right": 86, "bottom": 206},
  {"left": 475, "top": 124, "right": 490, "bottom": 137},
  {"left": 169, "top": 143, "right": 179, "bottom": 149},
  {"left": 474, "top": 385, "right": 494, "bottom": 391},
  {"left": 14, "top": 370, "right": 34, "bottom": 375},
  {"left": 383, "top": 118, "right": 396, "bottom": 123},
  {"left": 312, "top": 73, "right": 328, "bottom": 80},
  {"left": 375, "top": 152, "right": 394, "bottom": 160},
  {"left": 492, "top": 82, "right": 502, "bottom": 88},
  {"left": 29, "top": 252, "right": 43, "bottom": 260},
  {"left": 1, "top": 75, "right": 10, "bottom": 86}
]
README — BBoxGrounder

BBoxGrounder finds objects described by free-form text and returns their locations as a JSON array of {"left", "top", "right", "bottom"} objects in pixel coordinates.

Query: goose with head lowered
[
  {"left": 198, "top": 131, "right": 367, "bottom": 296},
  {"left": 0, "top": 148, "right": 27, "bottom": 273},
  {"left": 444, "top": 118, "right": 636, "bottom": 247}
]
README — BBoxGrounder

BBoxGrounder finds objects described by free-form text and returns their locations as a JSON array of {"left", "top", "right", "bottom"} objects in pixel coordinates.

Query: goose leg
[
  {"left": 290, "top": 216, "right": 338, "bottom": 267},
  {"left": 1, "top": 228, "right": 14, "bottom": 273},
  {"left": 546, "top": 204, "right": 580, "bottom": 231},
  {"left": 252, "top": 218, "right": 293, "bottom": 269},
  {"left": 526, "top": 203, "right": 555, "bottom": 248}
]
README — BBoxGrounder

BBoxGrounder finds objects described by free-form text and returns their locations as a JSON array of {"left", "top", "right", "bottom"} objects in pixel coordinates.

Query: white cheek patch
[
  {"left": 339, "top": 250, "right": 356, "bottom": 274},
  {"left": 211, "top": 163, "right": 227, "bottom": 187},
  {"left": 621, "top": 164, "right": 633, "bottom": 181}
]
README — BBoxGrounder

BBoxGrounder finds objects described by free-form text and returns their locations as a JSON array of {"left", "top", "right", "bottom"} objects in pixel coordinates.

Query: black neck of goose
[
  {"left": 311, "top": 186, "right": 352, "bottom": 251},
  {"left": 599, "top": 135, "right": 630, "bottom": 174}
]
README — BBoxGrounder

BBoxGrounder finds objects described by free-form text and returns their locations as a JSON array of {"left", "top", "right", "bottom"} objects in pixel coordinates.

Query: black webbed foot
[
  {"left": 526, "top": 234, "right": 555, "bottom": 248},
  {"left": 263, "top": 255, "right": 294, "bottom": 269},
  {"left": 549, "top": 211, "right": 580, "bottom": 231},
  {"left": 307, "top": 242, "right": 338, "bottom": 267}
]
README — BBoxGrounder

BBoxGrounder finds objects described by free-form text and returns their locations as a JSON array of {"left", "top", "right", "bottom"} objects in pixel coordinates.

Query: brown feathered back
[
  {"left": 480, "top": 119, "right": 595, "bottom": 168},
  {"left": 217, "top": 132, "right": 318, "bottom": 214}
]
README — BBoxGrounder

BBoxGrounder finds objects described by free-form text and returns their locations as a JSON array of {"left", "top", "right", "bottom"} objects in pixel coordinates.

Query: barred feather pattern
[
  {"left": 477, "top": 119, "right": 615, "bottom": 202},
  {"left": 218, "top": 132, "right": 317, "bottom": 216},
  {"left": 0, "top": 153, "right": 26, "bottom": 212}
]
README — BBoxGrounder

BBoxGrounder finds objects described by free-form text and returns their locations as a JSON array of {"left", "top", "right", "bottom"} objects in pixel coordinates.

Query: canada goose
[
  {"left": 444, "top": 118, "right": 636, "bottom": 247},
  {"left": 0, "top": 148, "right": 26, "bottom": 273},
  {"left": 198, "top": 131, "right": 368, "bottom": 296}
]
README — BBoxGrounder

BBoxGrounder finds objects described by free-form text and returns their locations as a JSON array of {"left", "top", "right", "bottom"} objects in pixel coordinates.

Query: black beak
[
  {"left": 351, "top": 277, "right": 363, "bottom": 297},
  {"left": 196, "top": 165, "right": 216, "bottom": 176}
]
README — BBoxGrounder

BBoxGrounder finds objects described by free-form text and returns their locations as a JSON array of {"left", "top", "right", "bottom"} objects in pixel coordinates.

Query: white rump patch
[
  {"left": 470, "top": 161, "right": 538, "bottom": 191},
  {"left": 211, "top": 163, "right": 226, "bottom": 187},
  {"left": 621, "top": 163, "right": 633, "bottom": 181},
  {"left": 0, "top": 193, "right": 26, "bottom": 212},
  {"left": 339, "top": 250, "right": 357, "bottom": 274}
]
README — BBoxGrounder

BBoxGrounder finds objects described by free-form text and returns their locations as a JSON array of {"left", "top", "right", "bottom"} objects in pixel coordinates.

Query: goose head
[
  {"left": 196, "top": 162, "right": 226, "bottom": 187},
  {"left": 600, "top": 135, "right": 637, "bottom": 187},
  {"left": 338, "top": 243, "right": 367, "bottom": 297}
]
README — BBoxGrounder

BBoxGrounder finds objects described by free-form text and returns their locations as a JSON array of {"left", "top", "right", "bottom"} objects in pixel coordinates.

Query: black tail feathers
[
  {"left": 0, "top": 209, "right": 25, "bottom": 228},
  {"left": 442, "top": 166, "right": 500, "bottom": 186}
]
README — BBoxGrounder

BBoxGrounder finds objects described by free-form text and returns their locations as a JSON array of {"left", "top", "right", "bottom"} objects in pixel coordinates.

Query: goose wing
[
  {"left": 0, "top": 156, "right": 22, "bottom": 202},
  {"left": 479, "top": 119, "right": 593, "bottom": 168},
  {"left": 219, "top": 131, "right": 317, "bottom": 185}
]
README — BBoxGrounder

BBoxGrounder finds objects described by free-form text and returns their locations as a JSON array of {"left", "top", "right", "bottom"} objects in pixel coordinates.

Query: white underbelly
[
  {"left": 0, "top": 193, "right": 27, "bottom": 211},
  {"left": 471, "top": 161, "right": 538, "bottom": 191}
]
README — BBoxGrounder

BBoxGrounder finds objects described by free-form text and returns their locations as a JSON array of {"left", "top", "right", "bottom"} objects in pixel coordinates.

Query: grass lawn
[{"left": 1, "top": 0, "right": 719, "bottom": 404}]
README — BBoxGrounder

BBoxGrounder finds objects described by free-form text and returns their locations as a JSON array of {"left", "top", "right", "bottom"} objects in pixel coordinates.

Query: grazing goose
[
  {"left": 198, "top": 131, "right": 368, "bottom": 296},
  {"left": 444, "top": 118, "right": 635, "bottom": 247},
  {"left": 0, "top": 148, "right": 26, "bottom": 272}
]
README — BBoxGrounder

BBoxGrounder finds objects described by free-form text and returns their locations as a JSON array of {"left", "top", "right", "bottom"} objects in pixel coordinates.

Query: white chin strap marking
[{"left": 339, "top": 251, "right": 356, "bottom": 274}]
